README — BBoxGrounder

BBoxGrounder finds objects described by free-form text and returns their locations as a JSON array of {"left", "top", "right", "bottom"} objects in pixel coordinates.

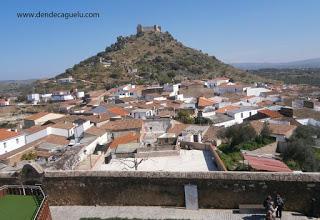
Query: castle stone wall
[{"left": 0, "top": 171, "right": 319, "bottom": 217}]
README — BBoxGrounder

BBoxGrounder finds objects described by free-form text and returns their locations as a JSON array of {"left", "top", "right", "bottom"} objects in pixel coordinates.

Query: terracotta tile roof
[
  {"left": 42, "top": 134, "right": 69, "bottom": 145},
  {"left": 51, "top": 122, "right": 75, "bottom": 130},
  {"left": 23, "top": 125, "right": 49, "bottom": 134},
  {"left": 202, "top": 126, "right": 220, "bottom": 143},
  {"left": 250, "top": 121, "right": 297, "bottom": 136},
  {"left": 258, "top": 109, "right": 282, "bottom": 119},
  {"left": 101, "top": 119, "right": 143, "bottom": 131},
  {"left": 0, "top": 134, "right": 68, "bottom": 161},
  {"left": 85, "top": 126, "right": 107, "bottom": 136},
  {"left": 215, "top": 105, "right": 240, "bottom": 114},
  {"left": 24, "top": 112, "right": 49, "bottom": 120},
  {"left": 82, "top": 113, "right": 111, "bottom": 123},
  {"left": 109, "top": 132, "right": 140, "bottom": 149},
  {"left": 47, "top": 115, "right": 83, "bottom": 124},
  {"left": 243, "top": 153, "right": 292, "bottom": 172},
  {"left": 167, "top": 124, "right": 189, "bottom": 136},
  {"left": 257, "top": 100, "right": 274, "bottom": 107},
  {"left": 0, "top": 129, "right": 21, "bottom": 141},
  {"left": 107, "top": 107, "right": 129, "bottom": 116},
  {"left": 198, "top": 97, "right": 215, "bottom": 108}
]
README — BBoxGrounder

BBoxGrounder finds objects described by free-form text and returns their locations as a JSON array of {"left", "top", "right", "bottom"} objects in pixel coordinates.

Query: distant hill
[
  {"left": 231, "top": 58, "right": 320, "bottom": 70},
  {"left": 250, "top": 68, "right": 320, "bottom": 86},
  {"left": 35, "top": 26, "right": 263, "bottom": 92},
  {"left": 0, "top": 79, "right": 36, "bottom": 96}
]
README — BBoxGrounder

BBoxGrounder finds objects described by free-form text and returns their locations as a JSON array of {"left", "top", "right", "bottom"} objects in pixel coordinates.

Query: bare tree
[{"left": 117, "top": 158, "right": 146, "bottom": 171}]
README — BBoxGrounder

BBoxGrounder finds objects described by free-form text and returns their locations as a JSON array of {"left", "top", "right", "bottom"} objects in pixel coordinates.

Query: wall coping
[
  {"left": 42, "top": 171, "right": 320, "bottom": 182},
  {"left": 1, "top": 170, "right": 320, "bottom": 182}
]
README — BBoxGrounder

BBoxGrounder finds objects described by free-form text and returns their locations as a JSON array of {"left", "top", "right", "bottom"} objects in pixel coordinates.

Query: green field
[{"left": 0, "top": 195, "right": 39, "bottom": 220}]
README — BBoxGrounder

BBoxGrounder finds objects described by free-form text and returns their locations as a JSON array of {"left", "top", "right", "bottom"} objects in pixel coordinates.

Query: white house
[
  {"left": 24, "top": 119, "right": 91, "bottom": 144},
  {"left": 110, "top": 84, "right": 138, "bottom": 99},
  {"left": 24, "top": 112, "right": 65, "bottom": 128},
  {"left": 51, "top": 91, "right": 74, "bottom": 102},
  {"left": 198, "top": 106, "right": 216, "bottom": 118},
  {"left": 205, "top": 77, "right": 230, "bottom": 88},
  {"left": 76, "top": 91, "right": 85, "bottom": 99},
  {"left": 99, "top": 57, "right": 112, "bottom": 68},
  {"left": 226, "top": 106, "right": 258, "bottom": 124},
  {"left": 296, "top": 118, "right": 320, "bottom": 127},
  {"left": 41, "top": 94, "right": 52, "bottom": 102},
  {"left": 27, "top": 94, "right": 40, "bottom": 104},
  {"left": 84, "top": 126, "right": 110, "bottom": 145},
  {"left": 57, "top": 76, "right": 73, "bottom": 84},
  {"left": 0, "top": 129, "right": 26, "bottom": 155},
  {"left": 0, "top": 99, "right": 10, "bottom": 106},
  {"left": 130, "top": 108, "right": 154, "bottom": 119},
  {"left": 246, "top": 87, "right": 271, "bottom": 97},
  {"left": 163, "top": 83, "right": 180, "bottom": 97},
  {"left": 179, "top": 125, "right": 209, "bottom": 143},
  {"left": 213, "top": 83, "right": 244, "bottom": 95}
]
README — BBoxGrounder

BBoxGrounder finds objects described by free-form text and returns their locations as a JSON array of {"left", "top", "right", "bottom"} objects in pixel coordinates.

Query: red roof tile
[
  {"left": 258, "top": 109, "right": 282, "bottom": 119},
  {"left": 243, "top": 153, "right": 292, "bottom": 172},
  {"left": 101, "top": 119, "right": 143, "bottom": 131},
  {"left": 216, "top": 105, "right": 240, "bottom": 114},
  {"left": 0, "top": 129, "right": 21, "bottom": 141},
  {"left": 107, "top": 107, "right": 129, "bottom": 116},
  {"left": 25, "top": 112, "right": 49, "bottom": 120},
  {"left": 198, "top": 97, "right": 215, "bottom": 108},
  {"left": 109, "top": 132, "right": 140, "bottom": 148}
]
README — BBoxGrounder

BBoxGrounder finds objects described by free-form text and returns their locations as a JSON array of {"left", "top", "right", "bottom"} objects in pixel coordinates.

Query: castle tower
[{"left": 136, "top": 24, "right": 161, "bottom": 35}]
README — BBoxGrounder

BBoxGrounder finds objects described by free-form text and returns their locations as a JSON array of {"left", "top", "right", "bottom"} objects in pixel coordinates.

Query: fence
[{"left": 0, "top": 185, "right": 51, "bottom": 220}]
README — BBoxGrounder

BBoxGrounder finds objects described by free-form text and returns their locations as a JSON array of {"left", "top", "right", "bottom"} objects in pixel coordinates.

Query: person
[
  {"left": 263, "top": 195, "right": 273, "bottom": 212},
  {"left": 266, "top": 210, "right": 273, "bottom": 220},
  {"left": 275, "top": 194, "right": 284, "bottom": 218},
  {"left": 267, "top": 201, "right": 277, "bottom": 220}
]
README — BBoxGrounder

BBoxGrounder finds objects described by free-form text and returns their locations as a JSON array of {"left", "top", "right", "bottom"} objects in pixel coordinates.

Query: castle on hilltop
[{"left": 137, "top": 24, "right": 161, "bottom": 34}]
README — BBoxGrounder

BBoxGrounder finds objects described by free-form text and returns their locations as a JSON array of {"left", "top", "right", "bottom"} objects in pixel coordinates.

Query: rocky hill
[{"left": 35, "top": 27, "right": 263, "bottom": 92}]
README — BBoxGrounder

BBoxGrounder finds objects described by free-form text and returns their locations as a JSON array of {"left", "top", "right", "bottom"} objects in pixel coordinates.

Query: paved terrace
[
  {"left": 50, "top": 206, "right": 316, "bottom": 220},
  {"left": 98, "top": 149, "right": 217, "bottom": 171}
]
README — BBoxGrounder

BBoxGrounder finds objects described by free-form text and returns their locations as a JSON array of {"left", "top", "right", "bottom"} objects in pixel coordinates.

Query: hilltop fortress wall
[{"left": 0, "top": 169, "right": 319, "bottom": 216}]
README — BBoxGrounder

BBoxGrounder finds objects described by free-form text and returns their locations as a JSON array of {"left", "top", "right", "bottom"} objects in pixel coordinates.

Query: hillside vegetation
[
  {"left": 35, "top": 30, "right": 263, "bottom": 92},
  {"left": 250, "top": 68, "right": 320, "bottom": 86}
]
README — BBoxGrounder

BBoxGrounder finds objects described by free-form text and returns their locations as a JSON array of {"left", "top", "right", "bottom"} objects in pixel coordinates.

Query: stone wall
[{"left": 0, "top": 170, "right": 319, "bottom": 217}]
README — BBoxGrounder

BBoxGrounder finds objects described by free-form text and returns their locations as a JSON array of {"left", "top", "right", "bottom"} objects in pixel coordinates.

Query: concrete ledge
[{"left": 43, "top": 170, "right": 320, "bottom": 182}]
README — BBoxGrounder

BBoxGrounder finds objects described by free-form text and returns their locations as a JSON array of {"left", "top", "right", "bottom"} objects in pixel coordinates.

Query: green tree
[
  {"left": 176, "top": 110, "right": 195, "bottom": 124},
  {"left": 260, "top": 121, "right": 271, "bottom": 138},
  {"left": 21, "top": 151, "right": 37, "bottom": 161},
  {"left": 281, "top": 125, "right": 320, "bottom": 172},
  {"left": 223, "top": 123, "right": 257, "bottom": 148}
]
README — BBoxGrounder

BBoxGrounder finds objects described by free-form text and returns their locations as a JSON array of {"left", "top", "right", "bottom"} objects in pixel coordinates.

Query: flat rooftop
[
  {"left": 0, "top": 195, "right": 39, "bottom": 220},
  {"left": 98, "top": 149, "right": 217, "bottom": 172}
]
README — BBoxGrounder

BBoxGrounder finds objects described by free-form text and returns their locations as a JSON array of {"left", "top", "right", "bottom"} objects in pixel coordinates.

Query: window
[
  {"left": 241, "top": 113, "right": 243, "bottom": 118},
  {"left": 249, "top": 112, "right": 252, "bottom": 117},
  {"left": 16, "top": 138, "right": 19, "bottom": 144},
  {"left": 3, "top": 142, "right": 6, "bottom": 148}
]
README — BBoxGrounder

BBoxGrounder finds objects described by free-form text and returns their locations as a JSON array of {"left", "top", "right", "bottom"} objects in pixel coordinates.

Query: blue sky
[{"left": 1, "top": 0, "right": 320, "bottom": 80}]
